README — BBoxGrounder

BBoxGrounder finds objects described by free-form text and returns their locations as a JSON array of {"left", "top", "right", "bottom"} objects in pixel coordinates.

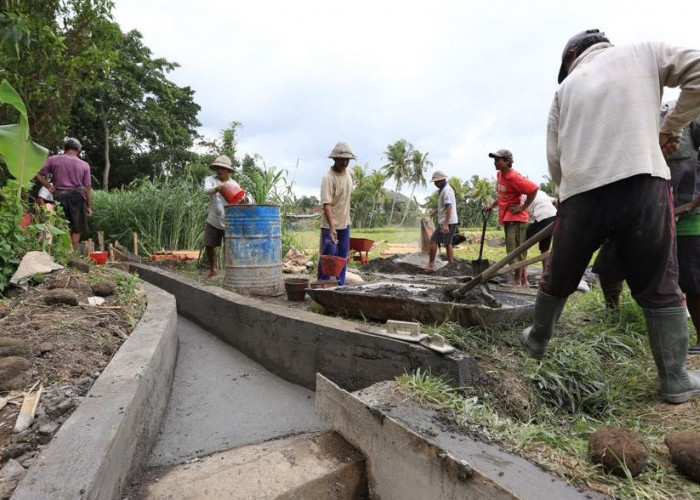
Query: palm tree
[
  {"left": 366, "top": 170, "right": 387, "bottom": 228},
  {"left": 400, "top": 150, "right": 431, "bottom": 226},
  {"left": 352, "top": 164, "right": 367, "bottom": 190},
  {"left": 382, "top": 139, "right": 413, "bottom": 225},
  {"left": 469, "top": 175, "right": 495, "bottom": 206}
]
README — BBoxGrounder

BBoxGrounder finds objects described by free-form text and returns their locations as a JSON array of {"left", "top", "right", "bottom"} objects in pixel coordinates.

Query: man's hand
[
  {"left": 330, "top": 227, "right": 338, "bottom": 244},
  {"left": 441, "top": 223, "right": 449, "bottom": 234},
  {"left": 508, "top": 204, "right": 525, "bottom": 214},
  {"left": 87, "top": 207, "right": 93, "bottom": 217},
  {"left": 48, "top": 184, "right": 56, "bottom": 194},
  {"left": 660, "top": 132, "right": 681, "bottom": 157}
]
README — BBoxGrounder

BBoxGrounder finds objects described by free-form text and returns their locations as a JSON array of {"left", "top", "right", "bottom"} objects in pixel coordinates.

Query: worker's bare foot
[
  {"left": 207, "top": 269, "right": 218, "bottom": 278},
  {"left": 422, "top": 264, "right": 435, "bottom": 271}
]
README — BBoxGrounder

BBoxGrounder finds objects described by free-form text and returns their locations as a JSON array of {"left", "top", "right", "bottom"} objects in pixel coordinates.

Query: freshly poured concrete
[
  {"left": 145, "top": 432, "right": 366, "bottom": 499},
  {"left": 148, "top": 316, "right": 327, "bottom": 467}
]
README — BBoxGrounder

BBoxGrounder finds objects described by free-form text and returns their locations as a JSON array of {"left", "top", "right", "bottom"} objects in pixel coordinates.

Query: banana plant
[{"left": 0, "top": 79, "right": 48, "bottom": 194}]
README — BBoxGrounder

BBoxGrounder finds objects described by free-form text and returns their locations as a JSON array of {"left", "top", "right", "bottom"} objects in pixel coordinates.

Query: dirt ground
[{"left": 0, "top": 265, "right": 145, "bottom": 493}]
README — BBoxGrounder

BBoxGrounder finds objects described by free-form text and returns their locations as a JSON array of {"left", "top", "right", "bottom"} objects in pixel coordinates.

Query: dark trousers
[
  {"left": 541, "top": 175, "right": 681, "bottom": 309},
  {"left": 318, "top": 227, "right": 350, "bottom": 285}
]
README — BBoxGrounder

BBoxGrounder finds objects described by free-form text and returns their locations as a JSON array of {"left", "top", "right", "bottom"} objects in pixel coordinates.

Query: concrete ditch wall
[
  {"left": 13, "top": 282, "right": 178, "bottom": 500},
  {"left": 131, "top": 265, "right": 475, "bottom": 391}
]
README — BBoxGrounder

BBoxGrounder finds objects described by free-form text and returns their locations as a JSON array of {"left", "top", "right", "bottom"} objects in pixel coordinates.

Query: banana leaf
[{"left": 0, "top": 80, "right": 48, "bottom": 184}]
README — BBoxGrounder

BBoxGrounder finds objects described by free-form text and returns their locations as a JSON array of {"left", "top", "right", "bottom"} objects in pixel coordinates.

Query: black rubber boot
[
  {"left": 520, "top": 291, "right": 567, "bottom": 359},
  {"left": 645, "top": 307, "right": 700, "bottom": 404}
]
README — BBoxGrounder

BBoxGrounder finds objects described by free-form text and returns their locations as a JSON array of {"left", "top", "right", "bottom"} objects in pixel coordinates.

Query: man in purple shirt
[{"left": 35, "top": 138, "right": 92, "bottom": 249}]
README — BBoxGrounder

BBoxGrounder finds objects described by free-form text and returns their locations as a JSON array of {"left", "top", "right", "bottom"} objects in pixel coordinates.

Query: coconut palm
[
  {"left": 382, "top": 139, "right": 413, "bottom": 224},
  {"left": 366, "top": 170, "right": 387, "bottom": 228},
  {"left": 352, "top": 164, "right": 367, "bottom": 190},
  {"left": 399, "top": 150, "right": 431, "bottom": 226}
]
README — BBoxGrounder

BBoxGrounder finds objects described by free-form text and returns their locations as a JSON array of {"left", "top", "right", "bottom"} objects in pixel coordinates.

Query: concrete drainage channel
[{"left": 11, "top": 265, "right": 601, "bottom": 499}]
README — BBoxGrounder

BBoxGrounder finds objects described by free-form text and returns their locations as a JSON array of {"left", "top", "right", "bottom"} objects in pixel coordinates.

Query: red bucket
[
  {"left": 220, "top": 185, "right": 245, "bottom": 205},
  {"left": 320, "top": 255, "right": 346, "bottom": 277},
  {"left": 89, "top": 251, "right": 108, "bottom": 265}
]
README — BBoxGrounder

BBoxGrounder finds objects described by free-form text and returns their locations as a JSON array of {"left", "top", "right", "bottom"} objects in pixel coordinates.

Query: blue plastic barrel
[{"left": 224, "top": 204, "right": 284, "bottom": 296}]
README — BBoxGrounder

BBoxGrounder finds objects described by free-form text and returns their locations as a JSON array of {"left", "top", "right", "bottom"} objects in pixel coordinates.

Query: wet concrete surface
[{"left": 147, "top": 316, "right": 327, "bottom": 467}]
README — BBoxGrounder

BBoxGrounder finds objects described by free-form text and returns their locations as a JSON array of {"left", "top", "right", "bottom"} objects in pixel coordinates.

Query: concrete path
[{"left": 148, "top": 316, "right": 328, "bottom": 467}]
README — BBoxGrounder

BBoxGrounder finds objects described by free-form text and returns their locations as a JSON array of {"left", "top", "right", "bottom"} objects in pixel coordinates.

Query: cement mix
[{"left": 148, "top": 316, "right": 328, "bottom": 467}]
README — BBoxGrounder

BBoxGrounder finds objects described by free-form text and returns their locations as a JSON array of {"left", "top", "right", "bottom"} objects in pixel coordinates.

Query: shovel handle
[{"left": 453, "top": 222, "right": 555, "bottom": 298}]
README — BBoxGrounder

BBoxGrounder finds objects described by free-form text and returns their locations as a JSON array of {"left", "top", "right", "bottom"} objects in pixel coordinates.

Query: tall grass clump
[{"left": 88, "top": 177, "right": 208, "bottom": 255}]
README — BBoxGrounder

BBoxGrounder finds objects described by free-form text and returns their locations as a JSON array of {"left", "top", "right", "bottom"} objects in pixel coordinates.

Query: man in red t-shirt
[{"left": 484, "top": 149, "right": 538, "bottom": 286}]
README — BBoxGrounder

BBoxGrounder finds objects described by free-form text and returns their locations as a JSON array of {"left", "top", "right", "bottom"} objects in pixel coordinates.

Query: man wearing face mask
[{"left": 521, "top": 29, "right": 700, "bottom": 404}]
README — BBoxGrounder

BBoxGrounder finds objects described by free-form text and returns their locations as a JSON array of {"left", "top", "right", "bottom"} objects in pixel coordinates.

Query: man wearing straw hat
[
  {"left": 203, "top": 155, "right": 241, "bottom": 278},
  {"left": 318, "top": 142, "right": 355, "bottom": 286},
  {"left": 423, "top": 170, "right": 459, "bottom": 271}
]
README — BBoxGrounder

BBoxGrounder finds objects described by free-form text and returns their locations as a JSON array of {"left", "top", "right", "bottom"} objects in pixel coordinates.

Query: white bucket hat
[
  {"left": 430, "top": 170, "right": 448, "bottom": 182},
  {"left": 210, "top": 155, "right": 235, "bottom": 171},
  {"left": 328, "top": 142, "right": 356, "bottom": 159}
]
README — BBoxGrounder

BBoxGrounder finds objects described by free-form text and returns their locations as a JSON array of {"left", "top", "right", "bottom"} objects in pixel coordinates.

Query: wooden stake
[
  {"left": 87, "top": 238, "right": 94, "bottom": 254},
  {"left": 14, "top": 385, "right": 43, "bottom": 433},
  {"left": 133, "top": 232, "right": 139, "bottom": 256},
  {"left": 98, "top": 231, "right": 105, "bottom": 252},
  {"left": 108, "top": 243, "right": 115, "bottom": 262}
]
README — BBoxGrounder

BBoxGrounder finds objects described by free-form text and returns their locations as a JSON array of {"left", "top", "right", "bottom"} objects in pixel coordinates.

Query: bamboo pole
[
  {"left": 98, "top": 231, "right": 105, "bottom": 252},
  {"left": 133, "top": 232, "right": 139, "bottom": 256}
]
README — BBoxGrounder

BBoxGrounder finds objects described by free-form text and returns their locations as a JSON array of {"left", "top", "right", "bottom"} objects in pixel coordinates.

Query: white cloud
[{"left": 113, "top": 0, "right": 700, "bottom": 199}]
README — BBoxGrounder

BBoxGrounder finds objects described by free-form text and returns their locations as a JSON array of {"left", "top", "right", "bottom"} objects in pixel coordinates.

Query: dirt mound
[{"left": 364, "top": 254, "right": 474, "bottom": 277}]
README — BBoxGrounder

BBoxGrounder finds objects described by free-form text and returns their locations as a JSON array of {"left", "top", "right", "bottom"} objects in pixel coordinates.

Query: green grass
[{"left": 397, "top": 287, "right": 700, "bottom": 499}]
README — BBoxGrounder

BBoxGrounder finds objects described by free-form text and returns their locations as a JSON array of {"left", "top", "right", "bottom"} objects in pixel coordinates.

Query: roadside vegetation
[{"left": 397, "top": 288, "right": 700, "bottom": 499}]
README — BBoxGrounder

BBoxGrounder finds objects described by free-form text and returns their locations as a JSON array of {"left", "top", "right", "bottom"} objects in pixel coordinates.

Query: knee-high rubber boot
[
  {"left": 645, "top": 307, "right": 700, "bottom": 404},
  {"left": 520, "top": 291, "right": 568, "bottom": 359}
]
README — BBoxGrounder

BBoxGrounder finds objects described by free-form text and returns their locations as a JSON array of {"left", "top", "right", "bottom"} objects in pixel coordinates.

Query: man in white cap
[
  {"left": 203, "top": 155, "right": 241, "bottom": 277},
  {"left": 424, "top": 170, "right": 458, "bottom": 271},
  {"left": 521, "top": 29, "right": 700, "bottom": 404},
  {"left": 35, "top": 137, "right": 92, "bottom": 250},
  {"left": 318, "top": 142, "right": 355, "bottom": 285}
]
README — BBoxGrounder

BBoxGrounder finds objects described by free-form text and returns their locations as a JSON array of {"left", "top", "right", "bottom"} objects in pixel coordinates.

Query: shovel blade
[{"left": 471, "top": 259, "right": 490, "bottom": 276}]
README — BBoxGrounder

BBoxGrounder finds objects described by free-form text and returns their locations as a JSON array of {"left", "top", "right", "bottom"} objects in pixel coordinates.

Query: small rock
[
  {"left": 43, "top": 289, "right": 79, "bottom": 306},
  {"left": 1, "top": 442, "right": 34, "bottom": 461},
  {"left": 91, "top": 281, "right": 116, "bottom": 297},
  {"left": 37, "top": 343, "right": 54, "bottom": 354},
  {"left": 0, "top": 356, "right": 31, "bottom": 391},
  {"left": 46, "top": 398, "right": 75, "bottom": 419},
  {"left": 0, "top": 459, "right": 26, "bottom": 493},
  {"left": 345, "top": 271, "right": 364, "bottom": 286},
  {"left": 67, "top": 257, "right": 90, "bottom": 273},
  {"left": 0, "top": 302, "right": 10, "bottom": 319},
  {"left": 665, "top": 431, "right": 700, "bottom": 483},
  {"left": 0, "top": 337, "right": 31, "bottom": 358},
  {"left": 589, "top": 427, "right": 648, "bottom": 477}
]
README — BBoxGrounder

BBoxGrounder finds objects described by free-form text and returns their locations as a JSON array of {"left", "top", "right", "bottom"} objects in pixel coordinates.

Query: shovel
[{"left": 471, "top": 209, "right": 491, "bottom": 275}]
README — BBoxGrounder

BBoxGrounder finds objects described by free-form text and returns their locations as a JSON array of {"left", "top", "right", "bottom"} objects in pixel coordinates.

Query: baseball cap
[
  {"left": 488, "top": 149, "right": 513, "bottom": 162},
  {"left": 558, "top": 29, "right": 610, "bottom": 84}
]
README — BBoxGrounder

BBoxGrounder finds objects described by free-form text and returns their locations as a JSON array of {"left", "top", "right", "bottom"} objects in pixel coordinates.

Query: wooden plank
[
  {"left": 14, "top": 385, "right": 43, "bottom": 433},
  {"left": 98, "top": 231, "right": 105, "bottom": 252}
]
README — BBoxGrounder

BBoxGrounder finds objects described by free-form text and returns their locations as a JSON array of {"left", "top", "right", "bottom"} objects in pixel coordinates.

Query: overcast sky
[{"left": 113, "top": 0, "right": 696, "bottom": 198}]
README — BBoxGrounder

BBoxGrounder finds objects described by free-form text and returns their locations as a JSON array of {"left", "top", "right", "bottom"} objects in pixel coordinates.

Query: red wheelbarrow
[{"left": 349, "top": 237, "right": 373, "bottom": 265}]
